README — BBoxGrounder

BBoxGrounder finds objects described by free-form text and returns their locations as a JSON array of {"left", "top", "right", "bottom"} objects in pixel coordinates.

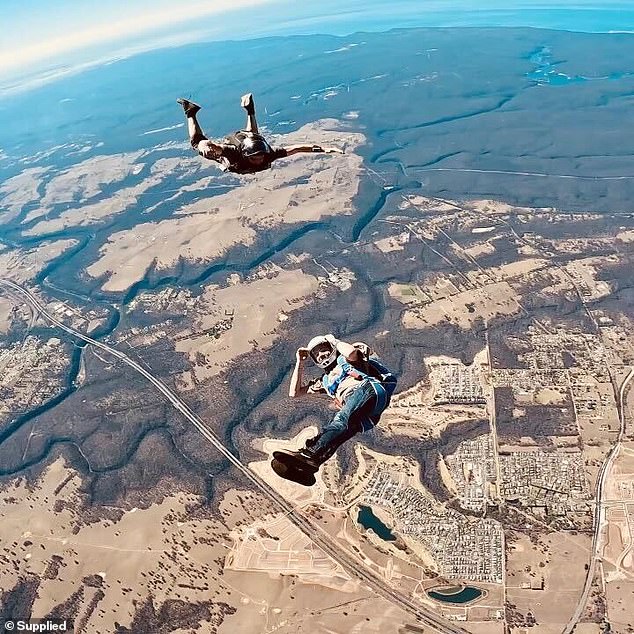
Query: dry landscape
[
  {"left": 84, "top": 120, "right": 363, "bottom": 293},
  {"left": 3, "top": 26, "right": 634, "bottom": 630}
]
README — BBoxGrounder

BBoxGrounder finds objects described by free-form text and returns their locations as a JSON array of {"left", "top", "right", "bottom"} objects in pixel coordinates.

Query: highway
[
  {"left": 0, "top": 278, "right": 469, "bottom": 634},
  {"left": 562, "top": 365, "right": 634, "bottom": 634}
]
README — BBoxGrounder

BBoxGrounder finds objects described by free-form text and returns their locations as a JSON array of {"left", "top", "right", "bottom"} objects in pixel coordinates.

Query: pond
[
  {"left": 357, "top": 505, "right": 396, "bottom": 541},
  {"left": 427, "top": 585, "right": 483, "bottom": 604}
]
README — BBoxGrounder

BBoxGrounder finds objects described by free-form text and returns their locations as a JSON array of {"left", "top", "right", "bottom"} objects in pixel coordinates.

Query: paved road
[
  {"left": 562, "top": 365, "right": 634, "bottom": 634},
  {"left": 0, "top": 278, "right": 469, "bottom": 634}
]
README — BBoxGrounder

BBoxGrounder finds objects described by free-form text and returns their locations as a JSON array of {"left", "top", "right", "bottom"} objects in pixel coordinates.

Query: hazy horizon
[{"left": 2, "top": 0, "right": 634, "bottom": 97}]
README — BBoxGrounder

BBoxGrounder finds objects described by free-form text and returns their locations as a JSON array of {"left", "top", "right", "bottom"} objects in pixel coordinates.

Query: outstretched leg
[
  {"left": 241, "top": 93, "right": 259, "bottom": 134},
  {"left": 177, "top": 98, "right": 206, "bottom": 148},
  {"left": 305, "top": 381, "right": 377, "bottom": 465}
]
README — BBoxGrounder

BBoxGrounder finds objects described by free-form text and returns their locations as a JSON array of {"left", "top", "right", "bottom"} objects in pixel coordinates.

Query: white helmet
[{"left": 307, "top": 335, "right": 337, "bottom": 369}]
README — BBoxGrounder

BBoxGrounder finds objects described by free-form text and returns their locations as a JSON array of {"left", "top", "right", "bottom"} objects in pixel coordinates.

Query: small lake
[
  {"left": 357, "top": 505, "right": 396, "bottom": 541},
  {"left": 428, "top": 585, "right": 483, "bottom": 604}
]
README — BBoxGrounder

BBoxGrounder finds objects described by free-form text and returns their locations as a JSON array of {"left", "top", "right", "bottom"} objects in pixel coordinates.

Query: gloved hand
[
  {"left": 352, "top": 342, "right": 372, "bottom": 358},
  {"left": 324, "top": 334, "right": 340, "bottom": 347}
]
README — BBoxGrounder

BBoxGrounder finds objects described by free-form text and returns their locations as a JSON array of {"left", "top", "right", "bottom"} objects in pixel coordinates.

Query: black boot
[
  {"left": 301, "top": 422, "right": 361, "bottom": 468},
  {"left": 272, "top": 449, "right": 321, "bottom": 474},
  {"left": 297, "top": 448, "right": 323, "bottom": 471},
  {"left": 299, "top": 442, "right": 340, "bottom": 470},
  {"left": 304, "top": 434, "right": 321, "bottom": 450},
  {"left": 176, "top": 98, "right": 201, "bottom": 117}
]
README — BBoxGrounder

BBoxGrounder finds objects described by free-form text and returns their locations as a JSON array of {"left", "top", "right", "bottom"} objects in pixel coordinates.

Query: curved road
[
  {"left": 562, "top": 365, "right": 634, "bottom": 634},
  {"left": 0, "top": 278, "right": 468, "bottom": 634}
]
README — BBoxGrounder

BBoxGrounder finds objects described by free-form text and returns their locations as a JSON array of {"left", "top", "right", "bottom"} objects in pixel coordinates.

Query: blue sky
[
  {"left": 2, "top": 0, "right": 634, "bottom": 92},
  {"left": 0, "top": 0, "right": 276, "bottom": 76}
]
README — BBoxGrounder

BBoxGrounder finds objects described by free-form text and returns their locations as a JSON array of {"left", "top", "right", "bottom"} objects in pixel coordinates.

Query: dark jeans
[
  {"left": 190, "top": 131, "right": 206, "bottom": 149},
  {"left": 310, "top": 380, "right": 379, "bottom": 462}
]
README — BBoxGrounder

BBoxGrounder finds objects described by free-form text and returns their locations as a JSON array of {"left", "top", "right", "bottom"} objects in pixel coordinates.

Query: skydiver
[
  {"left": 271, "top": 335, "right": 397, "bottom": 485},
  {"left": 176, "top": 93, "right": 344, "bottom": 175}
]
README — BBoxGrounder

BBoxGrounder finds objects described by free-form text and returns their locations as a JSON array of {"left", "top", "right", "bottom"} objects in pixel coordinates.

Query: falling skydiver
[
  {"left": 272, "top": 335, "right": 397, "bottom": 486},
  {"left": 177, "top": 93, "right": 344, "bottom": 175}
]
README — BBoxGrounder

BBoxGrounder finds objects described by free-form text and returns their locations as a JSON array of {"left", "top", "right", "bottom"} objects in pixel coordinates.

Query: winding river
[{"left": 0, "top": 144, "right": 407, "bottom": 475}]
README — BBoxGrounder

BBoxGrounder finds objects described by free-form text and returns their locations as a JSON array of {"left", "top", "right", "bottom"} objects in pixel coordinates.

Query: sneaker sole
[
  {"left": 273, "top": 451, "right": 319, "bottom": 472},
  {"left": 271, "top": 458, "right": 316, "bottom": 486}
]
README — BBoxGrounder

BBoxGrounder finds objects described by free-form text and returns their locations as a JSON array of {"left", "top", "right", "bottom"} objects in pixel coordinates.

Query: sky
[
  {"left": 0, "top": 0, "right": 277, "bottom": 76},
  {"left": 2, "top": 0, "right": 634, "bottom": 94}
]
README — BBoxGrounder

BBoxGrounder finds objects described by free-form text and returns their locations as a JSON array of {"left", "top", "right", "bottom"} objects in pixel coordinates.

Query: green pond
[
  {"left": 357, "top": 505, "right": 396, "bottom": 541},
  {"left": 428, "top": 586, "right": 483, "bottom": 604}
]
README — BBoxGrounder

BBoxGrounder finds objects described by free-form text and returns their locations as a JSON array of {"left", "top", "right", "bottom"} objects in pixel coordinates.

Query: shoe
[
  {"left": 297, "top": 449, "right": 322, "bottom": 471},
  {"left": 241, "top": 93, "right": 255, "bottom": 114},
  {"left": 176, "top": 98, "right": 201, "bottom": 117},
  {"left": 271, "top": 457, "right": 316, "bottom": 486},
  {"left": 272, "top": 450, "right": 321, "bottom": 472}
]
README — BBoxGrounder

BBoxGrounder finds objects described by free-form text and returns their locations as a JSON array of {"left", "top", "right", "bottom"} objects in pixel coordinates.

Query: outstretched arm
[
  {"left": 290, "top": 348, "right": 327, "bottom": 398},
  {"left": 283, "top": 144, "right": 345, "bottom": 157},
  {"left": 289, "top": 348, "right": 310, "bottom": 397}
]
